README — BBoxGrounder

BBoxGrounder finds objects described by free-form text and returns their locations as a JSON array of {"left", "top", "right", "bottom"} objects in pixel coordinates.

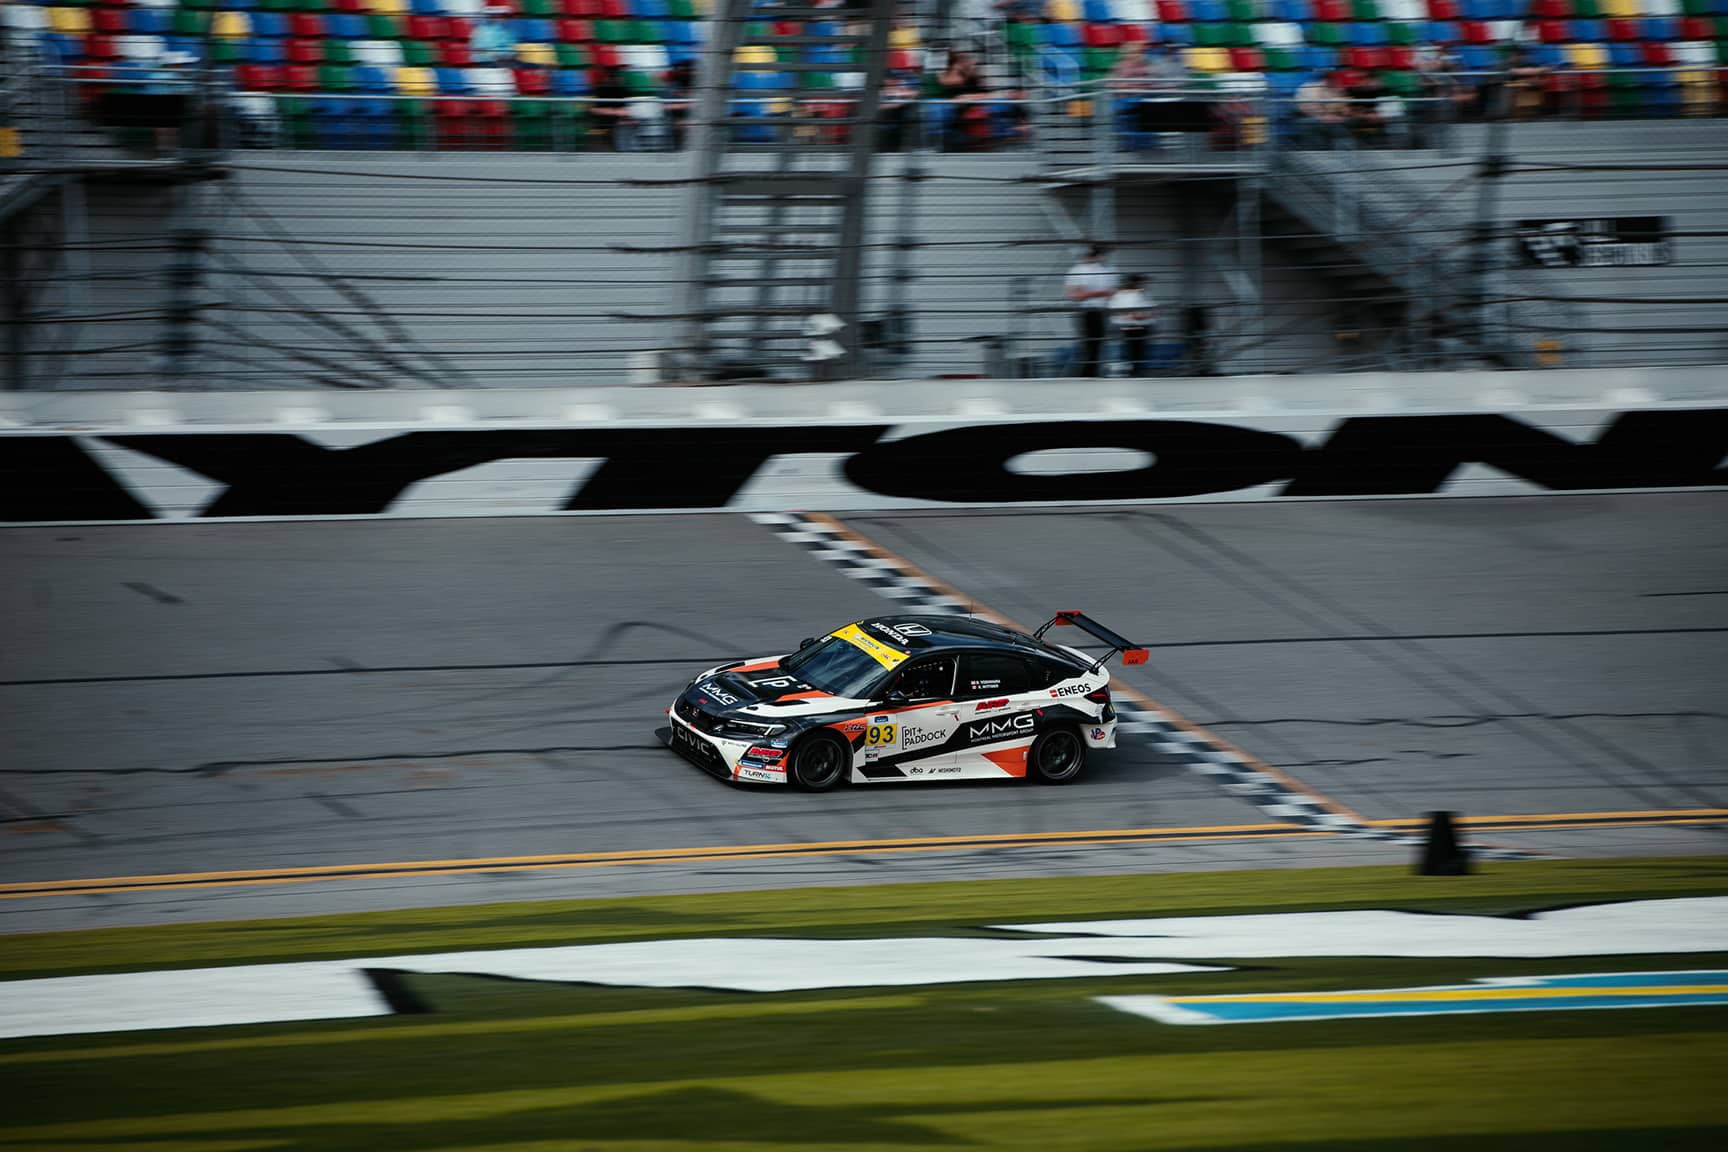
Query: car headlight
[{"left": 716, "top": 718, "right": 786, "bottom": 740}]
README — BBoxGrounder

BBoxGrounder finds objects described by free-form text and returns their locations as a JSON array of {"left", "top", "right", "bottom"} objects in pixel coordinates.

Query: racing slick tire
[
  {"left": 1028, "top": 727, "right": 1086, "bottom": 785},
  {"left": 788, "top": 732, "right": 850, "bottom": 792}
]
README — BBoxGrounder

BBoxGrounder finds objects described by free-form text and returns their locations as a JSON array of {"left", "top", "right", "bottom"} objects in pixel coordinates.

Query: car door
[
  {"left": 859, "top": 655, "right": 964, "bottom": 781},
  {"left": 953, "top": 650, "right": 1043, "bottom": 778}
]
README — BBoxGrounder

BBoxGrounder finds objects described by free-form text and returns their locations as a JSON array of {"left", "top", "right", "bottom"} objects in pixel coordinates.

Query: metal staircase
[
  {"left": 677, "top": 0, "right": 896, "bottom": 381},
  {"left": 1262, "top": 146, "right": 1579, "bottom": 370}
]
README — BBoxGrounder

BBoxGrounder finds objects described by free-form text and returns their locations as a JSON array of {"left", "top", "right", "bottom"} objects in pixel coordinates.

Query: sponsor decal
[
  {"left": 967, "top": 713, "right": 1035, "bottom": 743},
  {"left": 863, "top": 723, "right": 898, "bottom": 748},
  {"left": 831, "top": 623, "right": 911, "bottom": 670},
  {"left": 671, "top": 724, "right": 719, "bottom": 762},
  {"left": 901, "top": 724, "right": 947, "bottom": 750},
  {"left": 7, "top": 411, "right": 1725, "bottom": 523},
  {"left": 735, "top": 766, "right": 783, "bottom": 784},
  {"left": 866, "top": 621, "right": 935, "bottom": 646},
  {"left": 1099, "top": 970, "right": 1728, "bottom": 1027},
  {"left": 925, "top": 765, "right": 962, "bottom": 775},
  {"left": 834, "top": 719, "right": 868, "bottom": 739},
  {"left": 699, "top": 681, "right": 739, "bottom": 706},
  {"left": 1515, "top": 216, "right": 1673, "bottom": 268},
  {"left": 6, "top": 899, "right": 1722, "bottom": 1039},
  {"left": 1090, "top": 727, "right": 1108, "bottom": 741},
  {"left": 1050, "top": 683, "right": 1090, "bottom": 698},
  {"left": 868, "top": 621, "right": 909, "bottom": 645},
  {"left": 975, "top": 698, "right": 1009, "bottom": 712},
  {"left": 746, "top": 675, "right": 803, "bottom": 691}
]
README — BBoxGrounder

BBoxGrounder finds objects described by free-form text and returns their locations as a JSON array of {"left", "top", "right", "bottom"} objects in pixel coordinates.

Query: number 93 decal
[{"left": 864, "top": 723, "right": 898, "bottom": 747}]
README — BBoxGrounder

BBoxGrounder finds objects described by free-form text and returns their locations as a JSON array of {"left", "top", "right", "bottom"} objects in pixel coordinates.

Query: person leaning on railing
[
  {"left": 1500, "top": 45, "right": 1556, "bottom": 121},
  {"left": 934, "top": 49, "right": 992, "bottom": 151},
  {"left": 662, "top": 58, "right": 695, "bottom": 149},
  {"left": 1293, "top": 70, "right": 1350, "bottom": 150},
  {"left": 1410, "top": 44, "right": 1467, "bottom": 149},
  {"left": 589, "top": 65, "right": 635, "bottom": 150}
]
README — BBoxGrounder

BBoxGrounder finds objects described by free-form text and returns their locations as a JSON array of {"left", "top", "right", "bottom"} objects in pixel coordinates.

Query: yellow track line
[
  {"left": 3, "top": 809, "right": 1721, "bottom": 901},
  {"left": 0, "top": 821, "right": 1297, "bottom": 892}
]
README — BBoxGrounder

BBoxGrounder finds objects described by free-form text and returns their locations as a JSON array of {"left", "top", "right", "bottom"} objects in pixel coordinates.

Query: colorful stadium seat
[{"left": 15, "top": 0, "right": 1723, "bottom": 151}]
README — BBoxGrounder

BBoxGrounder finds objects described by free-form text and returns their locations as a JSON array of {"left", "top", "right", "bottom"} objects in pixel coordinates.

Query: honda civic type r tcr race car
[{"left": 659, "top": 611, "right": 1148, "bottom": 790}]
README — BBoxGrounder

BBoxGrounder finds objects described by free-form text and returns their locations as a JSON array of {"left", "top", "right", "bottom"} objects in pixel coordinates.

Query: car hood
[{"left": 686, "top": 659, "right": 864, "bottom": 718}]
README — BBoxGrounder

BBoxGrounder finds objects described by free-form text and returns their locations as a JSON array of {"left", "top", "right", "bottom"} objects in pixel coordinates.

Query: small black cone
[{"left": 1417, "top": 810, "right": 1472, "bottom": 876}]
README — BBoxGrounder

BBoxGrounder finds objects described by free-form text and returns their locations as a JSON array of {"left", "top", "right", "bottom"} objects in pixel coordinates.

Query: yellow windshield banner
[{"left": 831, "top": 623, "right": 910, "bottom": 670}]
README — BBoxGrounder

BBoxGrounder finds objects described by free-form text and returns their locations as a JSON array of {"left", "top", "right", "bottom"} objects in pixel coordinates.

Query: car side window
[
  {"left": 959, "top": 652, "right": 1037, "bottom": 697},
  {"left": 1029, "top": 658, "right": 1076, "bottom": 689},
  {"left": 892, "top": 656, "right": 956, "bottom": 701}
]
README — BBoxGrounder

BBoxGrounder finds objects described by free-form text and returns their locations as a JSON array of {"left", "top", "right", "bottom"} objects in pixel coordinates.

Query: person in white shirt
[
  {"left": 1064, "top": 244, "right": 1120, "bottom": 378},
  {"left": 1108, "top": 273, "right": 1157, "bottom": 377}
]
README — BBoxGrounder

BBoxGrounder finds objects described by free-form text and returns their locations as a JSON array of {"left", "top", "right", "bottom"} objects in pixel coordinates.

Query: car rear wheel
[
  {"left": 1028, "top": 728, "right": 1085, "bottom": 784},
  {"left": 789, "top": 732, "right": 849, "bottom": 792}
]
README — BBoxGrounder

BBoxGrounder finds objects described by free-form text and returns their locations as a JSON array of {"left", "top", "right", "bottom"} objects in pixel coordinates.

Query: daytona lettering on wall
[{"left": 2, "top": 410, "right": 1724, "bottom": 522}]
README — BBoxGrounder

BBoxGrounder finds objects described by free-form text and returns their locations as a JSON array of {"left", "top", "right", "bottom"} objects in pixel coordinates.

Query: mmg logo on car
[{"left": 967, "top": 714, "right": 1034, "bottom": 743}]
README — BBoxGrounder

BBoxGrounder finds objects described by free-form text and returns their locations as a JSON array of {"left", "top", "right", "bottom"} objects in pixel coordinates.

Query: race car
[{"left": 658, "top": 611, "right": 1147, "bottom": 790}]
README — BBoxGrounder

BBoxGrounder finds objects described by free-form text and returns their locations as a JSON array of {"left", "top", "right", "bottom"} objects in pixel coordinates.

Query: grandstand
[
  {"left": 1, "top": 0, "right": 1726, "bottom": 388},
  {"left": 8, "top": 0, "right": 1728, "bottom": 140}
]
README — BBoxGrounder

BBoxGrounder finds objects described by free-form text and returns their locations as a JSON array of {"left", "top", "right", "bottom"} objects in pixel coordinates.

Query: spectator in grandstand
[
  {"left": 1411, "top": 45, "right": 1466, "bottom": 148},
  {"left": 1109, "top": 274, "right": 1158, "bottom": 377},
  {"left": 1064, "top": 244, "right": 1120, "bottom": 379},
  {"left": 1341, "top": 69, "right": 1393, "bottom": 147},
  {"left": 1293, "top": 71, "right": 1350, "bottom": 149},
  {"left": 471, "top": 5, "right": 519, "bottom": 68},
  {"left": 663, "top": 58, "right": 696, "bottom": 148},
  {"left": 934, "top": 51, "right": 992, "bottom": 150},
  {"left": 1145, "top": 44, "right": 1192, "bottom": 88},
  {"left": 1499, "top": 45, "right": 1555, "bottom": 121},
  {"left": 877, "top": 69, "right": 922, "bottom": 152},
  {"left": 936, "top": 51, "right": 990, "bottom": 101},
  {"left": 590, "top": 66, "right": 637, "bottom": 150}
]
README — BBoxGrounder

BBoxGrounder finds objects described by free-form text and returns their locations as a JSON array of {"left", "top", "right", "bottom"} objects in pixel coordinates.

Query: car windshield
[{"left": 782, "top": 636, "right": 887, "bottom": 699}]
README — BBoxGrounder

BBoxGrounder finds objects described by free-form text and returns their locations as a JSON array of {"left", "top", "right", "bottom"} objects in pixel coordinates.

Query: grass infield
[{"left": 3, "top": 856, "right": 1726, "bottom": 1151}]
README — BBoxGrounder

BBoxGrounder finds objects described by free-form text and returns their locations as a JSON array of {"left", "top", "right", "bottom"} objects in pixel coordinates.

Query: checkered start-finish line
[{"left": 750, "top": 510, "right": 1536, "bottom": 861}]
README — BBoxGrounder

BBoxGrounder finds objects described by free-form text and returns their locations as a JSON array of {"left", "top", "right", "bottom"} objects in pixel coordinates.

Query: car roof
[{"left": 852, "top": 615, "right": 1083, "bottom": 665}]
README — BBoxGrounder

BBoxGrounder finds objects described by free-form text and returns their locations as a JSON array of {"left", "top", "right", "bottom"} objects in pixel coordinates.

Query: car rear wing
[{"left": 1033, "top": 611, "right": 1149, "bottom": 673}]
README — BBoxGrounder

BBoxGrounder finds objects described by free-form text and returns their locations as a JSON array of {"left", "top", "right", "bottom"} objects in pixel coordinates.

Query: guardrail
[{"left": 14, "top": 62, "right": 1725, "bottom": 161}]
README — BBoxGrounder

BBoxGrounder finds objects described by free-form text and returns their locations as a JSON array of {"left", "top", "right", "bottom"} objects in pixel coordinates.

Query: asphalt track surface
[{"left": 2, "top": 493, "right": 1725, "bottom": 931}]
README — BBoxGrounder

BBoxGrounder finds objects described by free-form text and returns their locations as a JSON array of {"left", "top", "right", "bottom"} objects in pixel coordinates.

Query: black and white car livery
[{"left": 659, "top": 611, "right": 1147, "bottom": 790}]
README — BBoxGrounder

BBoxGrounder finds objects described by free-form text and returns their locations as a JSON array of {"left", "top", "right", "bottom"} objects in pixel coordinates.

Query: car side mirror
[
  {"left": 883, "top": 688, "right": 910, "bottom": 704},
  {"left": 799, "top": 636, "right": 818, "bottom": 650}
]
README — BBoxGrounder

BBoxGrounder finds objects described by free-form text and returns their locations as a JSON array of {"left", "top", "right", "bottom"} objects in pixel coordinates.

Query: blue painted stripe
[
  {"left": 1114, "top": 971, "right": 1728, "bottom": 1026},
  {"left": 1177, "top": 990, "right": 1728, "bottom": 1023}
]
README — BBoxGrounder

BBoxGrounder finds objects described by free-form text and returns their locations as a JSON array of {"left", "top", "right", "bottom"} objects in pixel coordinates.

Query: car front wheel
[
  {"left": 1028, "top": 728, "right": 1085, "bottom": 784},
  {"left": 789, "top": 732, "right": 850, "bottom": 792}
]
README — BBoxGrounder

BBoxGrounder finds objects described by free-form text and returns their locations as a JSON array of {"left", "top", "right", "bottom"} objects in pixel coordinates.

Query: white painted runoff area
[
  {"left": 999, "top": 896, "right": 1728, "bottom": 959},
  {"left": 3, "top": 898, "right": 1725, "bottom": 1041}
]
